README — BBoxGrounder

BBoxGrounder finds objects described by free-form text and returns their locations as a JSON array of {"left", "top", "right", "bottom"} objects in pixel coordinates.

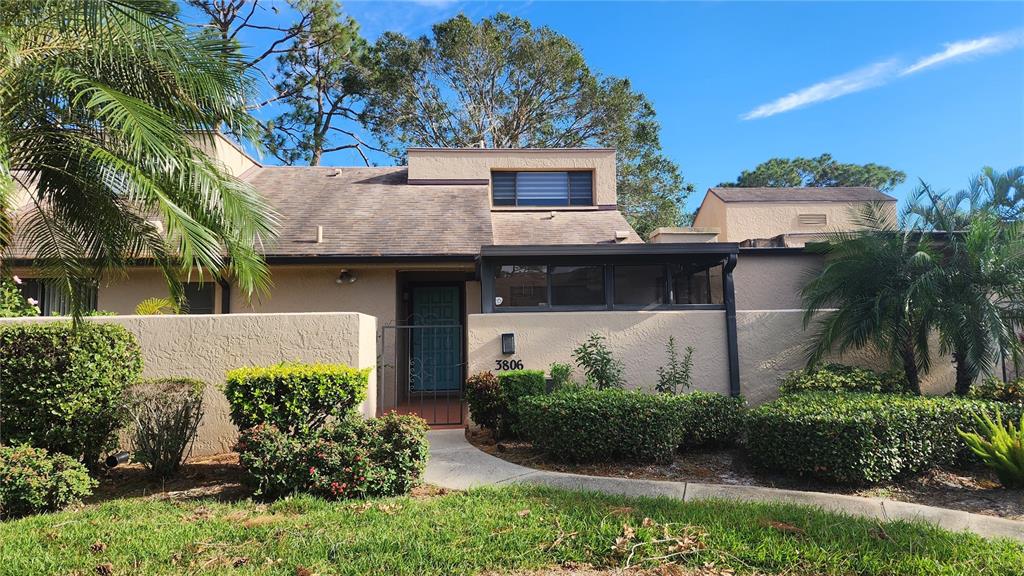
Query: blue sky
[{"left": 212, "top": 1, "right": 1024, "bottom": 212}]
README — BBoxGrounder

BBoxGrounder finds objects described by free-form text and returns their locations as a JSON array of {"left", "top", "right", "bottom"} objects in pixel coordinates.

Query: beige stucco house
[{"left": 9, "top": 134, "right": 942, "bottom": 425}]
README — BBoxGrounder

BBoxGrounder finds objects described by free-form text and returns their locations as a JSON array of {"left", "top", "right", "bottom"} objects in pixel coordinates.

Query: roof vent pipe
[{"left": 316, "top": 225, "right": 324, "bottom": 244}]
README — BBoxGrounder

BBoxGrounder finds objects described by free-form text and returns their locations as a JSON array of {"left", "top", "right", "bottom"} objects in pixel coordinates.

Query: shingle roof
[
  {"left": 244, "top": 166, "right": 493, "bottom": 257},
  {"left": 491, "top": 210, "right": 641, "bottom": 245},
  {"left": 709, "top": 187, "right": 896, "bottom": 203},
  {"left": 6, "top": 165, "right": 640, "bottom": 260}
]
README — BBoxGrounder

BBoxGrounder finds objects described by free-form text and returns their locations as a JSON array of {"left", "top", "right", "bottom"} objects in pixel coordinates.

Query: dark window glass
[
  {"left": 183, "top": 283, "right": 216, "bottom": 314},
  {"left": 491, "top": 171, "right": 593, "bottom": 207},
  {"left": 550, "top": 265, "right": 604, "bottom": 306},
  {"left": 614, "top": 265, "right": 666, "bottom": 306},
  {"left": 492, "top": 172, "right": 516, "bottom": 206},
  {"left": 17, "top": 278, "right": 96, "bottom": 316},
  {"left": 494, "top": 265, "right": 547, "bottom": 308},
  {"left": 670, "top": 264, "right": 723, "bottom": 305}
]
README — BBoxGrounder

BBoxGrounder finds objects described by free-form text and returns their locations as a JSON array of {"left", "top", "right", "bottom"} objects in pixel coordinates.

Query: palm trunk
[
  {"left": 900, "top": 343, "right": 922, "bottom": 395},
  {"left": 953, "top": 351, "right": 972, "bottom": 396}
]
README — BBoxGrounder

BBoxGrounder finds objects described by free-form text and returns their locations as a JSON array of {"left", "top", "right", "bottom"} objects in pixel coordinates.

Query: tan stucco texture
[
  {"left": 0, "top": 313, "right": 378, "bottom": 456},
  {"left": 467, "top": 311, "right": 731, "bottom": 396},
  {"left": 407, "top": 148, "right": 617, "bottom": 206}
]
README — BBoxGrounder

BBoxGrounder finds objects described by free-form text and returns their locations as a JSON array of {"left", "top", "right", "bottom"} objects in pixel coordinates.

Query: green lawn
[{"left": 0, "top": 486, "right": 1021, "bottom": 575}]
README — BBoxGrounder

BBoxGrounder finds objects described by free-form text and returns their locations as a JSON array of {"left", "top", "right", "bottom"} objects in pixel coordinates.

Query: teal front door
[{"left": 409, "top": 286, "right": 462, "bottom": 392}]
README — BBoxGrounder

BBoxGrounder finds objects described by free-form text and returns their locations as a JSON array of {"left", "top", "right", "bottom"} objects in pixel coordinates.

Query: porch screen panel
[
  {"left": 183, "top": 282, "right": 216, "bottom": 314},
  {"left": 514, "top": 172, "right": 569, "bottom": 206},
  {"left": 550, "top": 265, "right": 604, "bottom": 306},
  {"left": 494, "top": 265, "right": 547, "bottom": 308},
  {"left": 614, "top": 265, "right": 666, "bottom": 306}
]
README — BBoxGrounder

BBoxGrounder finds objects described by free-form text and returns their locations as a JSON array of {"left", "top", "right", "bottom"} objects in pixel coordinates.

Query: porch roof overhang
[{"left": 478, "top": 242, "right": 739, "bottom": 265}]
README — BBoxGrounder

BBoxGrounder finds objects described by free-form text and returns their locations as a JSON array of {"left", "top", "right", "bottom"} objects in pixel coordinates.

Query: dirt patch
[
  {"left": 90, "top": 453, "right": 250, "bottom": 503},
  {"left": 482, "top": 565, "right": 764, "bottom": 575},
  {"left": 467, "top": 427, "right": 1024, "bottom": 521}
]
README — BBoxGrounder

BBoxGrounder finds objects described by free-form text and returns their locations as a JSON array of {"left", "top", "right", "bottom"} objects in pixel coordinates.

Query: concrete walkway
[{"left": 425, "top": 429, "right": 1024, "bottom": 543}]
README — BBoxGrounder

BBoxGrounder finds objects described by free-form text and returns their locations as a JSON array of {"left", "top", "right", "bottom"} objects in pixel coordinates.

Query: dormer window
[{"left": 492, "top": 171, "right": 593, "bottom": 207}]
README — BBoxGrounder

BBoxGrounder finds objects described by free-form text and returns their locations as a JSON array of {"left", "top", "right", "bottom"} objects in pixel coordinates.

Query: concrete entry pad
[{"left": 425, "top": 429, "right": 1024, "bottom": 543}]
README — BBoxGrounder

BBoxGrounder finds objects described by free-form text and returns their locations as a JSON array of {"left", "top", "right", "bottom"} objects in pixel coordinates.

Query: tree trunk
[
  {"left": 901, "top": 343, "right": 922, "bottom": 395},
  {"left": 953, "top": 351, "right": 972, "bottom": 396}
]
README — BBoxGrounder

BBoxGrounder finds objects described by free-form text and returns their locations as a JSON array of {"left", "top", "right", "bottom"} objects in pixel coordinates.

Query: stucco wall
[
  {"left": 467, "top": 311, "right": 731, "bottom": 395},
  {"left": 721, "top": 201, "right": 898, "bottom": 243},
  {"left": 692, "top": 194, "right": 729, "bottom": 240},
  {"left": 406, "top": 148, "right": 617, "bottom": 206},
  {"left": 734, "top": 252, "right": 825, "bottom": 311},
  {"left": 0, "top": 313, "right": 377, "bottom": 456}
]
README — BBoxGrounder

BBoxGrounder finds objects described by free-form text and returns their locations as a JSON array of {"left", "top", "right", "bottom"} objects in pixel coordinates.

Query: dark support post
[
  {"left": 217, "top": 277, "right": 231, "bottom": 314},
  {"left": 723, "top": 254, "right": 741, "bottom": 397}
]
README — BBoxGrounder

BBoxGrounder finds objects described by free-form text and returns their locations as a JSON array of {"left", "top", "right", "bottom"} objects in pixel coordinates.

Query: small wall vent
[{"left": 798, "top": 213, "right": 827, "bottom": 226}]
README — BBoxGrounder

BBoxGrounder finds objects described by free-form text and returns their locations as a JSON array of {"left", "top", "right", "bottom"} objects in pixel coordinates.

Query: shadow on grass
[{"left": 89, "top": 452, "right": 253, "bottom": 505}]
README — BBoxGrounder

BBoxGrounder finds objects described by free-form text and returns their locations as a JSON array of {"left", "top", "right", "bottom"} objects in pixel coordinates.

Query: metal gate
[{"left": 379, "top": 324, "right": 465, "bottom": 426}]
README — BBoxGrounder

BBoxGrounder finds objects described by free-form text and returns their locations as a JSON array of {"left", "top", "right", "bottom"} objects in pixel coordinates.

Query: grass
[{"left": 0, "top": 486, "right": 1021, "bottom": 575}]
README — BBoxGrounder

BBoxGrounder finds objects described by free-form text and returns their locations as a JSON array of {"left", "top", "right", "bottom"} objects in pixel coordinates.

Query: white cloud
[
  {"left": 742, "top": 29, "right": 1024, "bottom": 120},
  {"left": 901, "top": 31, "right": 1024, "bottom": 76},
  {"left": 741, "top": 60, "right": 897, "bottom": 120}
]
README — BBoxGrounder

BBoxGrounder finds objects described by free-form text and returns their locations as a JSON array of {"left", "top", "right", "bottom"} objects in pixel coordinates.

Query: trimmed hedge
[
  {"left": 224, "top": 363, "right": 370, "bottom": 434},
  {"left": 0, "top": 322, "right": 142, "bottom": 467},
  {"left": 516, "top": 389, "right": 744, "bottom": 463},
  {"left": 237, "top": 412, "right": 429, "bottom": 500},
  {"left": 746, "top": 392, "right": 1024, "bottom": 484},
  {"left": 0, "top": 445, "right": 96, "bottom": 519},
  {"left": 465, "top": 369, "right": 546, "bottom": 438},
  {"left": 779, "top": 363, "right": 910, "bottom": 395},
  {"left": 969, "top": 376, "right": 1024, "bottom": 403}
]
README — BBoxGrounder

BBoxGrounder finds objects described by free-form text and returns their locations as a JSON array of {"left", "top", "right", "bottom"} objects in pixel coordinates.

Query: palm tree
[
  {"left": 0, "top": 0, "right": 277, "bottom": 318},
  {"left": 801, "top": 203, "right": 939, "bottom": 394},
  {"left": 974, "top": 166, "right": 1024, "bottom": 221},
  {"left": 908, "top": 184, "right": 1024, "bottom": 395}
]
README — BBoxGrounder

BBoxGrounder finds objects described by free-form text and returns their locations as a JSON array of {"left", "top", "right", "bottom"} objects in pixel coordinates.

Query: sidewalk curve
[{"left": 425, "top": 429, "right": 1024, "bottom": 543}]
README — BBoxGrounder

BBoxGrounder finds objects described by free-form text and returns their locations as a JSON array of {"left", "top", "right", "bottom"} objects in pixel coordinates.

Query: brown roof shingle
[
  {"left": 490, "top": 210, "right": 641, "bottom": 245},
  {"left": 710, "top": 187, "right": 896, "bottom": 203}
]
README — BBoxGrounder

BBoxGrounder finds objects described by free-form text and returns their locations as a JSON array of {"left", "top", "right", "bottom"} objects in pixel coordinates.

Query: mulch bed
[{"left": 466, "top": 427, "right": 1024, "bottom": 521}]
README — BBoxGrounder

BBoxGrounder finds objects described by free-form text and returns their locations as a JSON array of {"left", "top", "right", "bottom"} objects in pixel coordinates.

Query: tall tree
[
  {"left": 0, "top": 0, "right": 276, "bottom": 318},
  {"left": 185, "top": 0, "right": 378, "bottom": 165},
  {"left": 719, "top": 154, "right": 906, "bottom": 193},
  {"left": 801, "top": 204, "right": 938, "bottom": 394},
  {"left": 907, "top": 183, "right": 1024, "bottom": 395},
  {"left": 365, "top": 13, "right": 691, "bottom": 237}
]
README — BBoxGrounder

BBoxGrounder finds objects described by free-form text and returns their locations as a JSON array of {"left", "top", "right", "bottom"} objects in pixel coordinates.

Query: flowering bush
[
  {"left": 0, "top": 275, "right": 38, "bottom": 317},
  {"left": 237, "top": 412, "right": 428, "bottom": 500}
]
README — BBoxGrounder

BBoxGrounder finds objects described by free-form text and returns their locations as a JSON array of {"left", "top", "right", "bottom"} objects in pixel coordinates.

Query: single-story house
[{"left": 9, "top": 133, "right": 950, "bottom": 425}]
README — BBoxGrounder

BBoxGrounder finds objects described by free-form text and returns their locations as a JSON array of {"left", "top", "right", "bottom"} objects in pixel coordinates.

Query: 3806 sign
[{"left": 494, "top": 359, "right": 524, "bottom": 371}]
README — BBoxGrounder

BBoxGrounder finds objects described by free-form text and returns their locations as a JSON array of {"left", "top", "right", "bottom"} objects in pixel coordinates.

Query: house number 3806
[{"left": 495, "top": 359, "right": 524, "bottom": 371}]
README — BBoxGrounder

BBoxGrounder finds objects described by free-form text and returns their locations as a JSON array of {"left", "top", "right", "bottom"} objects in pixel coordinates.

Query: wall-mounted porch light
[
  {"left": 501, "top": 332, "right": 516, "bottom": 355},
  {"left": 336, "top": 269, "right": 357, "bottom": 284}
]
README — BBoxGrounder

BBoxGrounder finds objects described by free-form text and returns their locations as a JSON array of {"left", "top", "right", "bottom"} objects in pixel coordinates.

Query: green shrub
[
  {"left": 465, "top": 371, "right": 502, "bottom": 431},
  {"left": 0, "top": 275, "right": 38, "bottom": 317},
  {"left": 549, "top": 362, "right": 574, "bottom": 390},
  {"left": 466, "top": 370, "right": 545, "bottom": 438},
  {"left": 497, "top": 369, "right": 546, "bottom": 437},
  {"left": 0, "top": 445, "right": 96, "bottom": 519},
  {"left": 746, "top": 392, "right": 1023, "bottom": 484},
  {"left": 0, "top": 322, "right": 142, "bottom": 467},
  {"left": 572, "top": 333, "right": 624, "bottom": 389},
  {"left": 778, "top": 363, "right": 910, "bottom": 395},
  {"left": 127, "top": 378, "right": 205, "bottom": 479},
  {"left": 655, "top": 336, "right": 693, "bottom": 394},
  {"left": 237, "top": 413, "right": 428, "bottom": 500},
  {"left": 958, "top": 410, "right": 1024, "bottom": 489},
  {"left": 224, "top": 363, "right": 370, "bottom": 434},
  {"left": 674, "top": 391, "right": 745, "bottom": 449},
  {"left": 517, "top": 389, "right": 680, "bottom": 463},
  {"left": 968, "top": 375, "right": 1024, "bottom": 403}
]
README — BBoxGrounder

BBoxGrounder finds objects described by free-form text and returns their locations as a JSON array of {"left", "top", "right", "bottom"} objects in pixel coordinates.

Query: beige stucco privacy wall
[
  {"left": 406, "top": 148, "right": 618, "bottom": 206},
  {"left": 0, "top": 313, "right": 377, "bottom": 457},
  {"left": 467, "top": 311, "right": 731, "bottom": 395}
]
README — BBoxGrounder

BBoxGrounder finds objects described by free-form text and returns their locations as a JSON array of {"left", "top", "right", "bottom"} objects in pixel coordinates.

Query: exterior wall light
[
  {"left": 501, "top": 332, "right": 516, "bottom": 355},
  {"left": 336, "top": 269, "right": 357, "bottom": 284}
]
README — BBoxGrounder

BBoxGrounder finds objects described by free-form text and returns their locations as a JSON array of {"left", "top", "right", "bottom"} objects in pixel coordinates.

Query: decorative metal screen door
[{"left": 409, "top": 286, "right": 462, "bottom": 393}]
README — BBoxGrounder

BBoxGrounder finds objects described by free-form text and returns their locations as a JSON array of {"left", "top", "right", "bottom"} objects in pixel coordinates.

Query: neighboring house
[{"left": 8, "top": 134, "right": 947, "bottom": 423}]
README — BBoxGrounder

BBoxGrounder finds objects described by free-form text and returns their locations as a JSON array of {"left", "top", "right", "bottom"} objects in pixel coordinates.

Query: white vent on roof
[
  {"left": 798, "top": 213, "right": 827, "bottom": 226},
  {"left": 316, "top": 225, "right": 324, "bottom": 243},
  {"left": 614, "top": 230, "right": 630, "bottom": 242}
]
